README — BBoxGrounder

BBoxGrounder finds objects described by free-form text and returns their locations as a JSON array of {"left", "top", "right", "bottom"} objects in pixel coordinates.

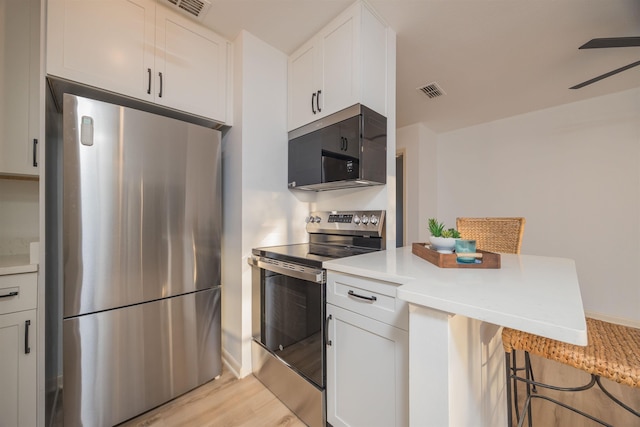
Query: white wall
[
  {"left": 406, "top": 88, "right": 639, "bottom": 325},
  {"left": 221, "top": 30, "right": 310, "bottom": 377},
  {"left": 0, "top": 178, "right": 39, "bottom": 255},
  {"left": 396, "top": 122, "right": 437, "bottom": 244}
]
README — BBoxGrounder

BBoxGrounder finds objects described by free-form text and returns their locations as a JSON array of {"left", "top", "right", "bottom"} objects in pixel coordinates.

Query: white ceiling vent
[
  {"left": 417, "top": 82, "right": 446, "bottom": 99},
  {"left": 162, "top": 0, "right": 211, "bottom": 20}
]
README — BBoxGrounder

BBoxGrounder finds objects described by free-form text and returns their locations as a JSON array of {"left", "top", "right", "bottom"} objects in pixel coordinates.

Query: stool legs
[
  {"left": 506, "top": 350, "right": 536, "bottom": 427},
  {"left": 505, "top": 350, "right": 639, "bottom": 426}
]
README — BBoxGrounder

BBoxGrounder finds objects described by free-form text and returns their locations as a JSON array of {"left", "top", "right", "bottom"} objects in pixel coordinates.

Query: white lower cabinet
[
  {"left": 326, "top": 271, "right": 408, "bottom": 427},
  {"left": 0, "top": 309, "right": 37, "bottom": 427},
  {"left": 0, "top": 271, "right": 37, "bottom": 427}
]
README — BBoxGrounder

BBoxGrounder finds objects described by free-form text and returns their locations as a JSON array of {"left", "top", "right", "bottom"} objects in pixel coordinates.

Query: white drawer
[
  {"left": 0, "top": 272, "right": 37, "bottom": 315},
  {"left": 327, "top": 271, "right": 408, "bottom": 330}
]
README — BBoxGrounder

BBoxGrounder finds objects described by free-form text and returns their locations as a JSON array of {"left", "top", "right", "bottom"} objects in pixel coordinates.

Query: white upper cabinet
[
  {"left": 47, "top": 0, "right": 156, "bottom": 101},
  {"left": 0, "top": 0, "right": 40, "bottom": 176},
  {"left": 289, "top": 42, "right": 320, "bottom": 131},
  {"left": 154, "top": 7, "right": 228, "bottom": 122},
  {"left": 288, "top": 1, "right": 388, "bottom": 131},
  {"left": 47, "top": 0, "right": 229, "bottom": 123}
]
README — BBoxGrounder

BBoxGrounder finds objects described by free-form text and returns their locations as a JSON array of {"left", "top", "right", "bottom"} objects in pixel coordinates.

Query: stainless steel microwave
[{"left": 288, "top": 104, "right": 387, "bottom": 191}]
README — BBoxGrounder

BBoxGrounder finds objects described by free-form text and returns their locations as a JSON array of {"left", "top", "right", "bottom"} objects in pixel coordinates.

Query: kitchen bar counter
[
  {"left": 323, "top": 246, "right": 587, "bottom": 426},
  {"left": 323, "top": 246, "right": 587, "bottom": 345}
]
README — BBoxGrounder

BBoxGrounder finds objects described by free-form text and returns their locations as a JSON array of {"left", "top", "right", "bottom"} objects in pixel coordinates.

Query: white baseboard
[
  {"left": 222, "top": 348, "right": 242, "bottom": 378},
  {"left": 585, "top": 310, "right": 640, "bottom": 328}
]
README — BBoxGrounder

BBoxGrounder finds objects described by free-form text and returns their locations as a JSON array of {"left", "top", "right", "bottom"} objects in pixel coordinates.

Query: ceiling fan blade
[
  {"left": 570, "top": 59, "right": 640, "bottom": 89},
  {"left": 579, "top": 37, "right": 640, "bottom": 49}
]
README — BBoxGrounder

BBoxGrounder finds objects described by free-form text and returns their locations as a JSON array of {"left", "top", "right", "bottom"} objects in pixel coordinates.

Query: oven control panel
[
  {"left": 328, "top": 213, "right": 353, "bottom": 223},
  {"left": 305, "top": 210, "right": 385, "bottom": 237}
]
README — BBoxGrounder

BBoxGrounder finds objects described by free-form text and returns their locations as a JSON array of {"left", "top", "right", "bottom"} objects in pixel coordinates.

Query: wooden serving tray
[{"left": 412, "top": 243, "right": 501, "bottom": 269}]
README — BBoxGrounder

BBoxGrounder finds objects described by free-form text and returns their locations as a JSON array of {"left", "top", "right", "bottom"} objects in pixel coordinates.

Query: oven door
[{"left": 249, "top": 255, "right": 326, "bottom": 389}]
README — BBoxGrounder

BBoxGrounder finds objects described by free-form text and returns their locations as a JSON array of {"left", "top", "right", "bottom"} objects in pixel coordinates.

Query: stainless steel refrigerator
[{"left": 46, "top": 93, "right": 222, "bottom": 426}]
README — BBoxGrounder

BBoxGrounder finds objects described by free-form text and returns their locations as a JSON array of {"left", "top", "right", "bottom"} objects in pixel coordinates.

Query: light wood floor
[{"left": 117, "top": 367, "right": 306, "bottom": 427}]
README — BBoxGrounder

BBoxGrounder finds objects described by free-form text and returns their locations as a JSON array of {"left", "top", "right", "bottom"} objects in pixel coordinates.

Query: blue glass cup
[{"left": 455, "top": 239, "right": 476, "bottom": 263}]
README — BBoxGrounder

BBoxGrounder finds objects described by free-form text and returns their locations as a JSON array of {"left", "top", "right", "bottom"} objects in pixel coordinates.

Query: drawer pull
[
  {"left": 348, "top": 290, "right": 377, "bottom": 302},
  {"left": 325, "top": 314, "right": 332, "bottom": 346},
  {"left": 25, "top": 320, "right": 31, "bottom": 354},
  {"left": 0, "top": 291, "right": 18, "bottom": 299}
]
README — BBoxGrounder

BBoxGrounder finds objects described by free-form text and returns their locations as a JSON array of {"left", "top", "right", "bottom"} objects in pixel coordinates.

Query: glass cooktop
[{"left": 252, "top": 243, "right": 378, "bottom": 269}]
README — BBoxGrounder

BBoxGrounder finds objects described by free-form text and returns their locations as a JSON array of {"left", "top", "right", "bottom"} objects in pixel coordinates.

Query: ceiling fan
[{"left": 570, "top": 36, "right": 640, "bottom": 89}]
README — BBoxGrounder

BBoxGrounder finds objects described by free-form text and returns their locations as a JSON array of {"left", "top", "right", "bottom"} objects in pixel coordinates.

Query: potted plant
[{"left": 428, "top": 218, "right": 460, "bottom": 253}]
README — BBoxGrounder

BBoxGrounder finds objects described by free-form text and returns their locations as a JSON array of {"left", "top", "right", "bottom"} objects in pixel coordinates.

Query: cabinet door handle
[
  {"left": 32, "top": 139, "right": 38, "bottom": 167},
  {"left": 311, "top": 92, "right": 316, "bottom": 114},
  {"left": 340, "top": 137, "right": 344, "bottom": 150},
  {"left": 158, "top": 72, "right": 163, "bottom": 98},
  {"left": 316, "top": 90, "right": 322, "bottom": 113},
  {"left": 348, "top": 290, "right": 377, "bottom": 302},
  {"left": 147, "top": 68, "right": 152, "bottom": 94},
  {"left": 0, "top": 291, "right": 18, "bottom": 299},
  {"left": 24, "top": 320, "right": 31, "bottom": 354},
  {"left": 325, "top": 314, "right": 332, "bottom": 346}
]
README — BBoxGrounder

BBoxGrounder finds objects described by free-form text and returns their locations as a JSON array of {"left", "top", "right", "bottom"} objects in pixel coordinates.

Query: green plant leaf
[{"left": 428, "top": 218, "right": 445, "bottom": 237}]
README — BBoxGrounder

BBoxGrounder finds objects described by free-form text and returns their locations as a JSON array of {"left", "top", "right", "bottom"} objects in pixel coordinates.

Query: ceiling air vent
[
  {"left": 162, "top": 0, "right": 211, "bottom": 20},
  {"left": 417, "top": 82, "right": 446, "bottom": 99}
]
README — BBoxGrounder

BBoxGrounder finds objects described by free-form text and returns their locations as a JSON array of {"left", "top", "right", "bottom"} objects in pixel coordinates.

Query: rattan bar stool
[
  {"left": 503, "top": 318, "right": 640, "bottom": 426},
  {"left": 456, "top": 217, "right": 526, "bottom": 254}
]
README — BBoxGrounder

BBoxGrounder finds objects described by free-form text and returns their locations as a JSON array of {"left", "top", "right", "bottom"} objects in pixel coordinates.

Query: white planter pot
[{"left": 429, "top": 236, "right": 457, "bottom": 253}]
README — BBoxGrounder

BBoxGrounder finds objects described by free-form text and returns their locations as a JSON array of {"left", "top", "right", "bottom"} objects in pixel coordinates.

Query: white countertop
[
  {"left": 0, "top": 254, "right": 38, "bottom": 275},
  {"left": 323, "top": 246, "right": 587, "bottom": 346}
]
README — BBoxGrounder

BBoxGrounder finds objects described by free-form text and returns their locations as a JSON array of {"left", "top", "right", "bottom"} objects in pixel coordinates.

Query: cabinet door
[
  {"left": 0, "top": 310, "right": 37, "bottom": 427},
  {"left": 0, "top": 0, "right": 38, "bottom": 176},
  {"left": 318, "top": 8, "right": 359, "bottom": 118},
  {"left": 288, "top": 40, "right": 320, "bottom": 131},
  {"left": 46, "top": 0, "right": 156, "bottom": 102},
  {"left": 154, "top": 6, "right": 227, "bottom": 121},
  {"left": 326, "top": 304, "right": 409, "bottom": 427}
]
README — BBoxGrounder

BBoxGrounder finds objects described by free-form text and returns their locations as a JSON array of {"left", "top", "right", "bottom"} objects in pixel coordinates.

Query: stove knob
[
  {"left": 370, "top": 214, "right": 379, "bottom": 225},
  {"left": 305, "top": 216, "right": 312, "bottom": 223},
  {"left": 314, "top": 216, "right": 321, "bottom": 224},
  {"left": 353, "top": 215, "right": 361, "bottom": 225},
  {"left": 361, "top": 215, "right": 369, "bottom": 225},
  {"left": 307, "top": 216, "right": 316, "bottom": 223}
]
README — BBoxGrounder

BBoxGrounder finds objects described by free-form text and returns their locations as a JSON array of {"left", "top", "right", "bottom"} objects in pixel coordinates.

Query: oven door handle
[{"left": 248, "top": 256, "right": 325, "bottom": 284}]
